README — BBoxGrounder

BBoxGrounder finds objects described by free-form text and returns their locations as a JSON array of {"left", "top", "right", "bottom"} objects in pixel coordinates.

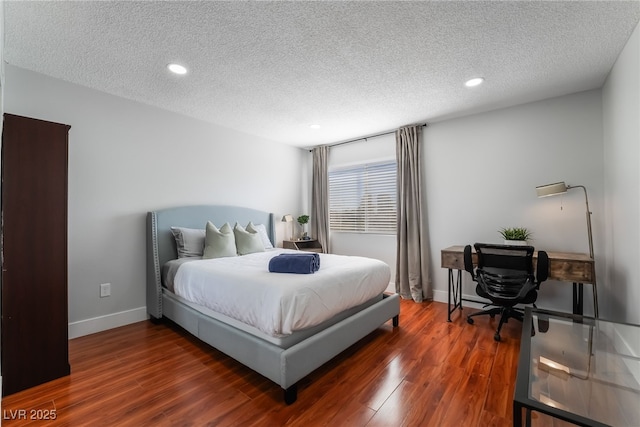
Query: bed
[{"left": 146, "top": 204, "right": 400, "bottom": 404}]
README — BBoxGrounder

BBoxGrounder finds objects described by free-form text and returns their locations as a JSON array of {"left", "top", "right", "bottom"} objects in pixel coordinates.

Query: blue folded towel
[
  {"left": 268, "top": 253, "right": 320, "bottom": 274},
  {"left": 300, "top": 252, "right": 320, "bottom": 272},
  {"left": 280, "top": 253, "right": 320, "bottom": 271},
  {"left": 300, "top": 252, "right": 320, "bottom": 271}
]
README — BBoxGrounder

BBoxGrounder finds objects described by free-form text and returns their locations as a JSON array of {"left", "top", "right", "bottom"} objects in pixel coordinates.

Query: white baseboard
[
  {"left": 432, "top": 288, "right": 448, "bottom": 304},
  {"left": 68, "top": 307, "right": 148, "bottom": 339},
  {"left": 432, "top": 288, "right": 486, "bottom": 309},
  {"left": 391, "top": 288, "right": 485, "bottom": 310},
  {"left": 63, "top": 288, "right": 489, "bottom": 339}
]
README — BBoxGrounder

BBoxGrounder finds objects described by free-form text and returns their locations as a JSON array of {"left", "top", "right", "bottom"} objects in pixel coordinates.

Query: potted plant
[
  {"left": 498, "top": 227, "right": 532, "bottom": 246},
  {"left": 297, "top": 215, "right": 310, "bottom": 240}
]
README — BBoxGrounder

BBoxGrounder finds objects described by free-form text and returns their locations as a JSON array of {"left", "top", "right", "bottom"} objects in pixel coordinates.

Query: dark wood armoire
[{"left": 1, "top": 113, "right": 71, "bottom": 396}]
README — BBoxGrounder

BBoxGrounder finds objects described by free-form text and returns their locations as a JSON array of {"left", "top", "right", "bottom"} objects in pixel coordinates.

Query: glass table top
[{"left": 521, "top": 309, "right": 640, "bottom": 426}]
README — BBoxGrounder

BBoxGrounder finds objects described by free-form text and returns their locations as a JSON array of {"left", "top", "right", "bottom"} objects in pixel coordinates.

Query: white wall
[
  {"left": 602, "top": 21, "right": 640, "bottom": 325},
  {"left": 426, "top": 90, "right": 604, "bottom": 315},
  {"left": 4, "top": 65, "right": 306, "bottom": 337},
  {"left": 323, "top": 90, "right": 605, "bottom": 316}
]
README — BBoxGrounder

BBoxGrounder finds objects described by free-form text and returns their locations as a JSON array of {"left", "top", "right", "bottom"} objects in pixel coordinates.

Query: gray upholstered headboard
[{"left": 146, "top": 205, "right": 275, "bottom": 319}]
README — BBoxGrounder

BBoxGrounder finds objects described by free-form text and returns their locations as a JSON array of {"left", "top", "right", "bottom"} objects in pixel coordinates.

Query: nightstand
[{"left": 283, "top": 239, "right": 323, "bottom": 253}]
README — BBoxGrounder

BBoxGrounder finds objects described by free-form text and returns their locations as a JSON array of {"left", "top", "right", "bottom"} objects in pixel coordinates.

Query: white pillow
[
  {"left": 203, "top": 222, "right": 237, "bottom": 259},
  {"left": 170, "top": 227, "right": 205, "bottom": 258},
  {"left": 234, "top": 222, "right": 265, "bottom": 255},
  {"left": 246, "top": 222, "right": 274, "bottom": 249}
]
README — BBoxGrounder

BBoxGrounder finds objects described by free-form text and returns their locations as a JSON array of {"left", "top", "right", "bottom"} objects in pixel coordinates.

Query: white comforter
[{"left": 173, "top": 249, "right": 390, "bottom": 337}]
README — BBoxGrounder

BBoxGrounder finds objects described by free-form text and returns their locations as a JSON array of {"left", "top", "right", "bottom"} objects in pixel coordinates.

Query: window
[{"left": 329, "top": 161, "right": 396, "bottom": 234}]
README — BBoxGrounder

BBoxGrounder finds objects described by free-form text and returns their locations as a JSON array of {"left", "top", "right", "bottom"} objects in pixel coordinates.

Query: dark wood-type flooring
[{"left": 2, "top": 300, "right": 568, "bottom": 426}]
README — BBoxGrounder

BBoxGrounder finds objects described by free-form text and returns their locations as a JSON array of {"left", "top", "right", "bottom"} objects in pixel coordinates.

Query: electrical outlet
[{"left": 100, "top": 283, "right": 111, "bottom": 298}]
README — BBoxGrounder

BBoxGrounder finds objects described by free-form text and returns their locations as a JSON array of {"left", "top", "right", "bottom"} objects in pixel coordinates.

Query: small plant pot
[{"left": 504, "top": 240, "right": 528, "bottom": 246}]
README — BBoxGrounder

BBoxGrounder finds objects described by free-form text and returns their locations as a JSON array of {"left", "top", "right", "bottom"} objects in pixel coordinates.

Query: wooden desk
[{"left": 441, "top": 245, "right": 597, "bottom": 321}]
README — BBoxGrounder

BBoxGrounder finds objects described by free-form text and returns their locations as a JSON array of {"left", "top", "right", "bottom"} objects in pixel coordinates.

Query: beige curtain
[
  {"left": 311, "top": 146, "right": 330, "bottom": 253},
  {"left": 395, "top": 125, "right": 431, "bottom": 302}
]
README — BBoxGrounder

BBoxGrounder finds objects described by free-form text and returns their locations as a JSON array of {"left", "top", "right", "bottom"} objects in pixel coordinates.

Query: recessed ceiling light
[
  {"left": 309, "top": 124, "right": 321, "bottom": 130},
  {"left": 167, "top": 63, "right": 187, "bottom": 75},
  {"left": 465, "top": 77, "right": 484, "bottom": 87}
]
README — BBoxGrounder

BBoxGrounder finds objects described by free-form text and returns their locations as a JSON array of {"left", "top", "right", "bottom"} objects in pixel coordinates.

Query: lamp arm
[{"left": 567, "top": 185, "right": 594, "bottom": 259}]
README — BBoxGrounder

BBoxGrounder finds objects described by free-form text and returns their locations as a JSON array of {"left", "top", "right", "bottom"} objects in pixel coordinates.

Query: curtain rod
[{"left": 308, "top": 123, "right": 427, "bottom": 152}]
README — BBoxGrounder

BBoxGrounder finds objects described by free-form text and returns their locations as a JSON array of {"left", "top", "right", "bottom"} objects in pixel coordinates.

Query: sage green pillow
[
  {"left": 203, "top": 222, "right": 237, "bottom": 259},
  {"left": 234, "top": 222, "right": 265, "bottom": 255}
]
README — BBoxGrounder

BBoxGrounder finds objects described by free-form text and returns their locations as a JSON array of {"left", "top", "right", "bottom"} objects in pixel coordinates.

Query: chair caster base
[
  {"left": 467, "top": 317, "right": 474, "bottom": 325},
  {"left": 494, "top": 333, "right": 501, "bottom": 342}
]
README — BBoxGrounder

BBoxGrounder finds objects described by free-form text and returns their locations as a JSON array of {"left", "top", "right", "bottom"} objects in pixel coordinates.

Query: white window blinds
[{"left": 329, "top": 161, "right": 397, "bottom": 234}]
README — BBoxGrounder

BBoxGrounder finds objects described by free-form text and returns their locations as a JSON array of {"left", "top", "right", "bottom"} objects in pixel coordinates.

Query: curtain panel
[
  {"left": 311, "top": 145, "right": 330, "bottom": 253},
  {"left": 395, "top": 125, "right": 432, "bottom": 302}
]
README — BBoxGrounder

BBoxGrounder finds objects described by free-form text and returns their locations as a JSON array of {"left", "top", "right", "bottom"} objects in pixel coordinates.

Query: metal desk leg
[
  {"left": 592, "top": 281, "right": 599, "bottom": 318},
  {"left": 447, "top": 269, "right": 463, "bottom": 322},
  {"left": 456, "top": 270, "right": 462, "bottom": 310},
  {"left": 575, "top": 282, "right": 600, "bottom": 318},
  {"left": 447, "top": 268, "right": 453, "bottom": 321},
  {"left": 573, "top": 283, "right": 584, "bottom": 316}
]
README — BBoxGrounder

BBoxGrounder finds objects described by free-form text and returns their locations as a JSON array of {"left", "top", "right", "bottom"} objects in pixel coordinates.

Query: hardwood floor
[{"left": 2, "top": 300, "right": 560, "bottom": 426}]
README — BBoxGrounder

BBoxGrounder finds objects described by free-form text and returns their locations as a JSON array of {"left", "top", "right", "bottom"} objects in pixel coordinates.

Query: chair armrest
[
  {"left": 536, "top": 250, "right": 549, "bottom": 284},
  {"left": 463, "top": 245, "right": 475, "bottom": 278}
]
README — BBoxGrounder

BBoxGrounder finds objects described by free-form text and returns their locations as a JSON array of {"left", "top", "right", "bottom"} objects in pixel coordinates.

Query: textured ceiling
[{"left": 4, "top": 1, "right": 640, "bottom": 147}]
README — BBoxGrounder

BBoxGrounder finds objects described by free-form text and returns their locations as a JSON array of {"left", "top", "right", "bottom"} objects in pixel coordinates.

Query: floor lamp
[{"left": 535, "top": 181, "right": 599, "bottom": 317}]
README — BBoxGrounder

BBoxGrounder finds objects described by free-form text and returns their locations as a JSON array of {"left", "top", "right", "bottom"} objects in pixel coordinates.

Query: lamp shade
[
  {"left": 536, "top": 182, "right": 568, "bottom": 198},
  {"left": 281, "top": 214, "right": 293, "bottom": 222}
]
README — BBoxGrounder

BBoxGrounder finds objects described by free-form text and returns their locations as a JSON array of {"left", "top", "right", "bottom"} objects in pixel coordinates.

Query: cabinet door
[{"left": 1, "top": 114, "right": 70, "bottom": 396}]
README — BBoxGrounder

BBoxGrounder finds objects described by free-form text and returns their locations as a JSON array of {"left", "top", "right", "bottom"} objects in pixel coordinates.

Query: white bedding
[{"left": 172, "top": 249, "right": 391, "bottom": 337}]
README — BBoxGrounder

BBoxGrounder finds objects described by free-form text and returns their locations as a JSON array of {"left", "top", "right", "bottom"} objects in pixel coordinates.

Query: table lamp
[
  {"left": 536, "top": 181, "right": 598, "bottom": 317},
  {"left": 281, "top": 214, "right": 294, "bottom": 241}
]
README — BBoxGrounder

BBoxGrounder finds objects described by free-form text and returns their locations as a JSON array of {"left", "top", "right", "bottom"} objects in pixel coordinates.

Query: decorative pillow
[
  {"left": 246, "top": 222, "right": 274, "bottom": 249},
  {"left": 203, "top": 222, "right": 237, "bottom": 259},
  {"left": 170, "top": 227, "right": 206, "bottom": 258},
  {"left": 234, "top": 222, "right": 265, "bottom": 255}
]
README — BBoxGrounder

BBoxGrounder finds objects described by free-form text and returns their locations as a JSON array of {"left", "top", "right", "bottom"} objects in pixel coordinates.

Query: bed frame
[{"left": 146, "top": 204, "right": 400, "bottom": 404}]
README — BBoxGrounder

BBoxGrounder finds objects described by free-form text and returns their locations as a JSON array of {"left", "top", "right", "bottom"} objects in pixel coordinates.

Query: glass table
[{"left": 514, "top": 308, "right": 640, "bottom": 427}]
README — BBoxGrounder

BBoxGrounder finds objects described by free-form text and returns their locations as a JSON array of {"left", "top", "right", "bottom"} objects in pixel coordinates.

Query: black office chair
[{"left": 464, "top": 243, "right": 549, "bottom": 341}]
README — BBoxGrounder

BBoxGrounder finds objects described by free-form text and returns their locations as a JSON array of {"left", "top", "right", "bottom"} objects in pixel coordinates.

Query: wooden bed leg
[
  {"left": 284, "top": 385, "right": 297, "bottom": 405},
  {"left": 393, "top": 315, "right": 399, "bottom": 327}
]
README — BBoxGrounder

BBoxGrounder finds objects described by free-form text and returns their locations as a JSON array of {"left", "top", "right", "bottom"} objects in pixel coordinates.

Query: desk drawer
[
  {"left": 548, "top": 260, "right": 593, "bottom": 283},
  {"left": 441, "top": 251, "right": 469, "bottom": 270}
]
